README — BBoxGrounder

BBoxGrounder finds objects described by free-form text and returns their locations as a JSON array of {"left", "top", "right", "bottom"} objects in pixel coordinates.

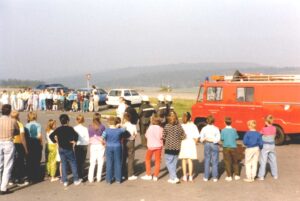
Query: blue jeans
[
  {"left": 0, "top": 141, "right": 15, "bottom": 191},
  {"left": 204, "top": 143, "right": 219, "bottom": 179},
  {"left": 258, "top": 144, "right": 278, "bottom": 178},
  {"left": 83, "top": 100, "right": 89, "bottom": 112},
  {"left": 59, "top": 148, "right": 79, "bottom": 183},
  {"left": 105, "top": 146, "right": 122, "bottom": 183},
  {"left": 165, "top": 154, "right": 178, "bottom": 180},
  {"left": 40, "top": 99, "right": 46, "bottom": 111}
]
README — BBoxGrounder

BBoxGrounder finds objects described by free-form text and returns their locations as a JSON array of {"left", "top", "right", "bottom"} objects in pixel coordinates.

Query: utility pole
[{"left": 86, "top": 74, "right": 91, "bottom": 89}]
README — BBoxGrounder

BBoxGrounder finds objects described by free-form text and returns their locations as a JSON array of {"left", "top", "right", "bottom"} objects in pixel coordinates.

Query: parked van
[
  {"left": 106, "top": 89, "right": 142, "bottom": 107},
  {"left": 191, "top": 72, "right": 300, "bottom": 145}
]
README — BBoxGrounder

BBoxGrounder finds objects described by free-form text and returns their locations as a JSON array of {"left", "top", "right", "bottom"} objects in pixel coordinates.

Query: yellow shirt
[{"left": 13, "top": 121, "right": 24, "bottom": 144}]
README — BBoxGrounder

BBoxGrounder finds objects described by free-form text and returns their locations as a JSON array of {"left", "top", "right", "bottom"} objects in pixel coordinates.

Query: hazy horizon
[{"left": 1, "top": 0, "right": 300, "bottom": 80}]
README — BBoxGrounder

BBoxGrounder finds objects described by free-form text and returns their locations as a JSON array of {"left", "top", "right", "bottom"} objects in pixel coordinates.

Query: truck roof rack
[{"left": 211, "top": 74, "right": 300, "bottom": 82}]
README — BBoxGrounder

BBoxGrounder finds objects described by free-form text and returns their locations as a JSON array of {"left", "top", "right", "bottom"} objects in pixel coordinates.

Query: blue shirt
[
  {"left": 221, "top": 127, "right": 239, "bottom": 148},
  {"left": 243, "top": 131, "right": 263, "bottom": 149},
  {"left": 102, "top": 128, "right": 126, "bottom": 147},
  {"left": 25, "top": 121, "right": 42, "bottom": 139}
]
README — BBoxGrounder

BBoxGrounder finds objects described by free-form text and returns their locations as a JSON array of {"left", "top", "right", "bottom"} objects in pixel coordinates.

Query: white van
[{"left": 106, "top": 89, "right": 142, "bottom": 106}]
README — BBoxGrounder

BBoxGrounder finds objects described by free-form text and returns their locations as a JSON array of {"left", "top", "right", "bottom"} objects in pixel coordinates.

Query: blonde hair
[
  {"left": 11, "top": 110, "right": 20, "bottom": 121},
  {"left": 76, "top": 114, "right": 85, "bottom": 124},
  {"left": 28, "top": 111, "right": 37, "bottom": 122},
  {"left": 247, "top": 120, "right": 256, "bottom": 130},
  {"left": 46, "top": 119, "right": 56, "bottom": 133},
  {"left": 265, "top": 115, "right": 273, "bottom": 125}
]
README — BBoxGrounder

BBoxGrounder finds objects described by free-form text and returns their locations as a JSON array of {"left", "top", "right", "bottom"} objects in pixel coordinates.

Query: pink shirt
[
  {"left": 145, "top": 125, "right": 163, "bottom": 150},
  {"left": 261, "top": 125, "right": 276, "bottom": 136}
]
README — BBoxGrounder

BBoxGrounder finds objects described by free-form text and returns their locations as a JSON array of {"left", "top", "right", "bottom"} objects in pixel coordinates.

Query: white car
[{"left": 106, "top": 89, "right": 142, "bottom": 106}]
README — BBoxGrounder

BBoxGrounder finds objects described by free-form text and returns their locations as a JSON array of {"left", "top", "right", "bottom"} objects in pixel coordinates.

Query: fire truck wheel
[{"left": 275, "top": 126, "right": 285, "bottom": 145}]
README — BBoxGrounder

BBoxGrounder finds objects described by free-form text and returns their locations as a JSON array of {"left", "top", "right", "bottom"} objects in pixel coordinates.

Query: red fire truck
[{"left": 191, "top": 72, "right": 300, "bottom": 145}]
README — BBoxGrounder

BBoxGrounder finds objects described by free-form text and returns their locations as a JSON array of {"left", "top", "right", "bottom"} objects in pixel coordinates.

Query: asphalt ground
[{"left": 2, "top": 110, "right": 300, "bottom": 201}]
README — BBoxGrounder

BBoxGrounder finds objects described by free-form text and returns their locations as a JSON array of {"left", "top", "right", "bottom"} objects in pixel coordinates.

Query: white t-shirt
[
  {"left": 182, "top": 122, "right": 200, "bottom": 140},
  {"left": 123, "top": 121, "right": 137, "bottom": 141},
  {"left": 74, "top": 124, "right": 89, "bottom": 145},
  {"left": 200, "top": 124, "right": 221, "bottom": 144},
  {"left": 116, "top": 103, "right": 126, "bottom": 119}
]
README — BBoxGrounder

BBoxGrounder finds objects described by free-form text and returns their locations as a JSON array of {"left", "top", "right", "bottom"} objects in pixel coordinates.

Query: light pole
[{"left": 86, "top": 74, "right": 91, "bottom": 89}]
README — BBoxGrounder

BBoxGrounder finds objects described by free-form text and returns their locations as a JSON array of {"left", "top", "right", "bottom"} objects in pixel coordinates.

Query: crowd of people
[
  {"left": 0, "top": 94, "right": 278, "bottom": 195},
  {"left": 0, "top": 86, "right": 101, "bottom": 113}
]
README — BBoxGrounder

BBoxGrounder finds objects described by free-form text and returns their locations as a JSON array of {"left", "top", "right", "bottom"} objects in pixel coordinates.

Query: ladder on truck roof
[{"left": 211, "top": 74, "right": 300, "bottom": 82}]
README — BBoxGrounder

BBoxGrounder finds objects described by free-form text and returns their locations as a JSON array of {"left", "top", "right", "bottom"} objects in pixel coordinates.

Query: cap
[
  {"left": 165, "top": 95, "right": 172, "bottom": 102},
  {"left": 157, "top": 94, "right": 165, "bottom": 102}
]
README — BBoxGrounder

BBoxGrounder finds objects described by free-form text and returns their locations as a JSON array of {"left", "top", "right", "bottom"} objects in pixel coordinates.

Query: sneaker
[
  {"left": 50, "top": 177, "right": 59, "bottom": 182},
  {"left": 8, "top": 182, "right": 14, "bottom": 186},
  {"left": 225, "top": 177, "right": 232, "bottom": 182},
  {"left": 128, "top": 175, "right": 138, "bottom": 181},
  {"left": 17, "top": 181, "right": 30, "bottom": 187},
  {"left": 257, "top": 177, "right": 264, "bottom": 181},
  {"left": 74, "top": 179, "right": 82, "bottom": 186},
  {"left": 63, "top": 182, "right": 68, "bottom": 187},
  {"left": 182, "top": 175, "right": 187, "bottom": 182},
  {"left": 234, "top": 175, "right": 240, "bottom": 181},
  {"left": 152, "top": 176, "right": 158, "bottom": 181},
  {"left": 174, "top": 178, "right": 180, "bottom": 183},
  {"left": 188, "top": 176, "right": 193, "bottom": 182},
  {"left": 141, "top": 175, "right": 152, "bottom": 181},
  {"left": 168, "top": 179, "right": 179, "bottom": 184},
  {"left": 243, "top": 178, "right": 254, "bottom": 182},
  {"left": 203, "top": 178, "right": 208, "bottom": 182},
  {"left": 212, "top": 178, "right": 218, "bottom": 182},
  {"left": 273, "top": 176, "right": 278, "bottom": 180}
]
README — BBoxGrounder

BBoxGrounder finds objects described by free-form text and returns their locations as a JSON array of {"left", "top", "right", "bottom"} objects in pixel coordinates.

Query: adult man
[
  {"left": 138, "top": 96, "right": 155, "bottom": 147},
  {"left": 49, "top": 114, "right": 81, "bottom": 187},
  {"left": 116, "top": 97, "right": 126, "bottom": 122},
  {"left": 0, "top": 104, "right": 19, "bottom": 194},
  {"left": 156, "top": 94, "right": 167, "bottom": 127}
]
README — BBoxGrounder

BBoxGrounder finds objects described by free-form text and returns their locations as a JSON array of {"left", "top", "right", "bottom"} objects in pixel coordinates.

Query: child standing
[
  {"left": 200, "top": 115, "right": 221, "bottom": 182},
  {"left": 141, "top": 115, "right": 163, "bottom": 181},
  {"left": 46, "top": 119, "right": 59, "bottom": 182},
  {"left": 102, "top": 116, "right": 127, "bottom": 184},
  {"left": 122, "top": 113, "right": 138, "bottom": 181},
  {"left": 257, "top": 115, "right": 278, "bottom": 180},
  {"left": 221, "top": 117, "right": 240, "bottom": 181},
  {"left": 178, "top": 112, "right": 200, "bottom": 182},
  {"left": 163, "top": 112, "right": 186, "bottom": 184},
  {"left": 243, "top": 120, "right": 263, "bottom": 182}
]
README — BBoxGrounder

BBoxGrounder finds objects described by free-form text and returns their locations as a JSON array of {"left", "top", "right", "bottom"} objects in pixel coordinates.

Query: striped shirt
[{"left": 0, "top": 116, "right": 18, "bottom": 141}]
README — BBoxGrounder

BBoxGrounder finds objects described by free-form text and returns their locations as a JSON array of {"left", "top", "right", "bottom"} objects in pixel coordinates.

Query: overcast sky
[{"left": 1, "top": 0, "right": 300, "bottom": 80}]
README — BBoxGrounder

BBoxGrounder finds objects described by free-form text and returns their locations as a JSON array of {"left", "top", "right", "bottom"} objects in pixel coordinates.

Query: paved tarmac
[{"left": 2, "top": 111, "right": 300, "bottom": 201}]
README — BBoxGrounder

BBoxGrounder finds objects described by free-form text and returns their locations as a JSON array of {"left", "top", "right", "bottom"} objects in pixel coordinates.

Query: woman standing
[
  {"left": 25, "top": 112, "right": 43, "bottom": 182},
  {"left": 163, "top": 112, "right": 186, "bottom": 184},
  {"left": 88, "top": 113, "right": 106, "bottom": 182},
  {"left": 46, "top": 119, "right": 59, "bottom": 182},
  {"left": 74, "top": 115, "right": 89, "bottom": 181}
]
